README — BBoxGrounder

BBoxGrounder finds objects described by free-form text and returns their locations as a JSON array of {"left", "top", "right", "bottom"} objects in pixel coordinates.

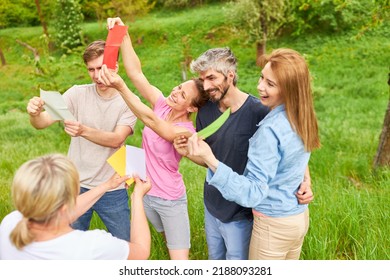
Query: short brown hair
[{"left": 82, "top": 40, "right": 105, "bottom": 64}]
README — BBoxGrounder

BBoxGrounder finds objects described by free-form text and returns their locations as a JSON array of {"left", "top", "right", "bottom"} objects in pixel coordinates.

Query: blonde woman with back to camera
[{"left": 0, "top": 153, "right": 151, "bottom": 260}]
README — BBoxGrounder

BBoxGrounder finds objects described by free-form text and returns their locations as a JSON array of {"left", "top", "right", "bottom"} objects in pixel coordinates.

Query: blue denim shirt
[{"left": 207, "top": 105, "right": 309, "bottom": 217}]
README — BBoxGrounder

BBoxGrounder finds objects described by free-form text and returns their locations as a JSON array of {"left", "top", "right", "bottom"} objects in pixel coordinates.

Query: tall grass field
[{"left": 0, "top": 4, "right": 389, "bottom": 260}]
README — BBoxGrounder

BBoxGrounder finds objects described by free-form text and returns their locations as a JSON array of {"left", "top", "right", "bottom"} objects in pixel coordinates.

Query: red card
[
  {"left": 106, "top": 25, "right": 128, "bottom": 46},
  {"left": 103, "top": 46, "right": 120, "bottom": 69},
  {"left": 103, "top": 25, "right": 128, "bottom": 69}
]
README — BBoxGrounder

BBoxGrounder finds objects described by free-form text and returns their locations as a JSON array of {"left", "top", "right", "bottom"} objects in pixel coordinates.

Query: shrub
[{"left": 53, "top": 0, "right": 84, "bottom": 52}]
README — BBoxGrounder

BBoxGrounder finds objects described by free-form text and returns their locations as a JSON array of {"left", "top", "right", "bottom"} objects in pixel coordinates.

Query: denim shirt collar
[{"left": 258, "top": 104, "right": 285, "bottom": 126}]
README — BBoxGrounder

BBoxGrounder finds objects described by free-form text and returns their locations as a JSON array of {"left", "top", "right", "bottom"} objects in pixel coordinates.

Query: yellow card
[{"left": 107, "top": 146, "right": 135, "bottom": 185}]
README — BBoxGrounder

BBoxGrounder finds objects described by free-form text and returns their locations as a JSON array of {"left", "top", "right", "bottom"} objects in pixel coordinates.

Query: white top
[{"left": 0, "top": 211, "right": 129, "bottom": 260}]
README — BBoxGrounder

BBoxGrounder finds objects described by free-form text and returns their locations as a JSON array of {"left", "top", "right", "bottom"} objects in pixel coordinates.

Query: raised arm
[
  {"left": 99, "top": 65, "right": 192, "bottom": 142},
  {"left": 107, "top": 17, "right": 160, "bottom": 107}
]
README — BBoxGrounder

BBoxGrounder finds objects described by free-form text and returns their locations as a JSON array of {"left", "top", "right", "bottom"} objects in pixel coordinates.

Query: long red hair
[{"left": 260, "top": 48, "right": 320, "bottom": 151}]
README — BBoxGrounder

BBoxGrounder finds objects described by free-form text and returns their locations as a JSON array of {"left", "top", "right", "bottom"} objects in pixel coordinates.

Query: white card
[
  {"left": 126, "top": 145, "right": 146, "bottom": 181},
  {"left": 40, "top": 89, "right": 76, "bottom": 121}
]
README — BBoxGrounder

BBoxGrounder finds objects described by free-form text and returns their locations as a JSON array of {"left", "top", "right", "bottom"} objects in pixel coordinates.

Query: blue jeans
[
  {"left": 71, "top": 187, "right": 130, "bottom": 241},
  {"left": 204, "top": 205, "right": 253, "bottom": 260}
]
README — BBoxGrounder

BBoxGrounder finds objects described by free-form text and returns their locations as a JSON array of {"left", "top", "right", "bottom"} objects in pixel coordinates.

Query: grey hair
[{"left": 190, "top": 47, "right": 238, "bottom": 85}]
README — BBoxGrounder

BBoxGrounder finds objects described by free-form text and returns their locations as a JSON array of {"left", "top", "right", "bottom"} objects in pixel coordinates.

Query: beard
[{"left": 208, "top": 77, "right": 230, "bottom": 103}]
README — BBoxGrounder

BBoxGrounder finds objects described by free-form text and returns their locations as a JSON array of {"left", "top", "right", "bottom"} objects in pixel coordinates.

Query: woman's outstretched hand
[
  {"left": 107, "top": 17, "right": 125, "bottom": 29},
  {"left": 99, "top": 64, "right": 125, "bottom": 90}
]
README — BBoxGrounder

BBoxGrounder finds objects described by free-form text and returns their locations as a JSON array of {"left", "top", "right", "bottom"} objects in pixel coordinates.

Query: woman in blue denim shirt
[{"left": 187, "top": 48, "right": 321, "bottom": 260}]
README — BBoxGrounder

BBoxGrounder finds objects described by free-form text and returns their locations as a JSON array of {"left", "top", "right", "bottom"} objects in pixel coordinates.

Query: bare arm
[
  {"left": 99, "top": 65, "right": 191, "bottom": 143},
  {"left": 63, "top": 120, "right": 133, "bottom": 148},
  {"left": 26, "top": 96, "right": 58, "bottom": 129},
  {"left": 70, "top": 174, "right": 129, "bottom": 223},
  {"left": 187, "top": 134, "right": 315, "bottom": 204},
  {"left": 27, "top": 96, "right": 132, "bottom": 147},
  {"left": 127, "top": 177, "right": 151, "bottom": 260},
  {"left": 73, "top": 174, "right": 151, "bottom": 260},
  {"left": 107, "top": 17, "right": 160, "bottom": 106}
]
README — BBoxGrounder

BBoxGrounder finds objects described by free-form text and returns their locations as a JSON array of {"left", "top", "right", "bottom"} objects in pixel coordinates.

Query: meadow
[{"left": 0, "top": 4, "right": 389, "bottom": 260}]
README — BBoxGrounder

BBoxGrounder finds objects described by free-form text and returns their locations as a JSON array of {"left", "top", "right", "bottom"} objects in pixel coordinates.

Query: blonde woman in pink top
[{"left": 100, "top": 17, "right": 208, "bottom": 260}]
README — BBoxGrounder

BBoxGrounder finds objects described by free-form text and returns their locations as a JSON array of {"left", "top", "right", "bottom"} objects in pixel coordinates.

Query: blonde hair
[
  {"left": 10, "top": 154, "right": 80, "bottom": 249},
  {"left": 261, "top": 48, "right": 320, "bottom": 151}
]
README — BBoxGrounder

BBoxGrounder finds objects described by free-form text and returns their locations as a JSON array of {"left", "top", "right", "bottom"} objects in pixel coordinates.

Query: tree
[
  {"left": 81, "top": 0, "right": 155, "bottom": 25},
  {"left": 374, "top": 73, "right": 390, "bottom": 168},
  {"left": 355, "top": 0, "right": 390, "bottom": 38},
  {"left": 0, "top": 0, "right": 40, "bottom": 28},
  {"left": 367, "top": 0, "right": 390, "bottom": 168},
  {"left": 158, "top": 0, "right": 204, "bottom": 8},
  {"left": 108, "top": 0, "right": 155, "bottom": 22},
  {"left": 225, "top": 0, "right": 288, "bottom": 65},
  {"left": 288, "top": 0, "right": 371, "bottom": 36},
  {"left": 34, "top": 0, "right": 54, "bottom": 51},
  {"left": 53, "top": 0, "right": 84, "bottom": 52},
  {"left": 0, "top": 47, "right": 6, "bottom": 66}
]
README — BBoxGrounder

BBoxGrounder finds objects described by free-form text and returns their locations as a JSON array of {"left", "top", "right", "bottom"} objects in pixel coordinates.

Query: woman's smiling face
[
  {"left": 257, "top": 62, "right": 283, "bottom": 110},
  {"left": 166, "top": 80, "right": 198, "bottom": 113}
]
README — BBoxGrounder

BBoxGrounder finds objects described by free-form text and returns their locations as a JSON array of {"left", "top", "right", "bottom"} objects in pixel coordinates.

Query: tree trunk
[
  {"left": 0, "top": 47, "right": 6, "bottom": 66},
  {"left": 34, "top": 0, "right": 54, "bottom": 51},
  {"left": 373, "top": 75, "right": 390, "bottom": 168},
  {"left": 256, "top": 11, "right": 267, "bottom": 67},
  {"left": 256, "top": 27, "right": 267, "bottom": 67},
  {"left": 256, "top": 41, "right": 266, "bottom": 66}
]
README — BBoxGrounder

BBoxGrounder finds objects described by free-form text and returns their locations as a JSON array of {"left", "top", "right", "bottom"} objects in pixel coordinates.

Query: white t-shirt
[{"left": 0, "top": 211, "right": 129, "bottom": 260}]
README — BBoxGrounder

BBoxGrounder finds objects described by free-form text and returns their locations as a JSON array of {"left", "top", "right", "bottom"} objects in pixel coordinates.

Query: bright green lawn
[{"left": 0, "top": 4, "right": 389, "bottom": 260}]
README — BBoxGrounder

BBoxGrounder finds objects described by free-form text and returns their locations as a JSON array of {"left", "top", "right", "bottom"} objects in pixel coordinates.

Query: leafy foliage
[
  {"left": 0, "top": 0, "right": 55, "bottom": 29},
  {"left": 287, "top": 0, "right": 386, "bottom": 35},
  {"left": 52, "top": 0, "right": 84, "bottom": 52},
  {"left": 158, "top": 0, "right": 203, "bottom": 8},
  {"left": 225, "top": 0, "right": 389, "bottom": 43},
  {"left": 154, "top": 0, "right": 230, "bottom": 9},
  {"left": 0, "top": 0, "right": 39, "bottom": 28},
  {"left": 355, "top": 0, "right": 390, "bottom": 38},
  {"left": 79, "top": 0, "right": 155, "bottom": 23},
  {"left": 226, "top": 0, "right": 288, "bottom": 45}
]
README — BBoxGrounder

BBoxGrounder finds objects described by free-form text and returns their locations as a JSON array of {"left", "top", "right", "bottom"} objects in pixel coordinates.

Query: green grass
[{"left": 0, "top": 3, "right": 389, "bottom": 260}]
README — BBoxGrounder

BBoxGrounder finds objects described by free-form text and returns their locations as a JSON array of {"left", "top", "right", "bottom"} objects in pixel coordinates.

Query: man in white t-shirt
[{"left": 26, "top": 40, "right": 137, "bottom": 241}]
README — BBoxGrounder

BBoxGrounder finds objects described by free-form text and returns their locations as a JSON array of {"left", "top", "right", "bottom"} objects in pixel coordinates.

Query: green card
[{"left": 198, "top": 107, "right": 231, "bottom": 139}]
